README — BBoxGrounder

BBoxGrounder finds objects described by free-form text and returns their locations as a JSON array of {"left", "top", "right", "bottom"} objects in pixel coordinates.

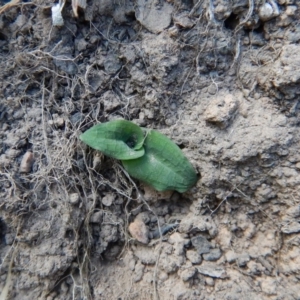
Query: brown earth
[{"left": 1, "top": 0, "right": 300, "bottom": 299}]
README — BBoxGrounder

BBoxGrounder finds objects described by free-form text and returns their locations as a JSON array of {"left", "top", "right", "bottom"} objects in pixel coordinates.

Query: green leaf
[
  {"left": 122, "top": 129, "right": 198, "bottom": 193},
  {"left": 79, "top": 120, "right": 145, "bottom": 160}
]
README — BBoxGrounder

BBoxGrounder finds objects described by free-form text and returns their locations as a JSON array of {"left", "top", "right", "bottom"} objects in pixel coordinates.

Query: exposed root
[{"left": 0, "top": 0, "right": 20, "bottom": 14}]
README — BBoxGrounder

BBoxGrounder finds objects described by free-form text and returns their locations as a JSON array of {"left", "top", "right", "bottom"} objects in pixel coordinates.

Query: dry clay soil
[{"left": 1, "top": 0, "right": 300, "bottom": 299}]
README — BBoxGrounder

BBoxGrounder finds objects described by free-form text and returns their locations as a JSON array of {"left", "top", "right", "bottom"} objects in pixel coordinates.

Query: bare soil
[{"left": 1, "top": 0, "right": 300, "bottom": 299}]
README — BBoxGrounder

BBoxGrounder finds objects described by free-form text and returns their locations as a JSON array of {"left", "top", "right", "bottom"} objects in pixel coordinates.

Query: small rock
[
  {"left": 258, "top": 1, "right": 279, "bottom": 21},
  {"left": 257, "top": 257, "right": 274, "bottom": 273},
  {"left": 144, "top": 108, "right": 154, "bottom": 119},
  {"left": 135, "top": 0, "right": 173, "bottom": 33},
  {"left": 205, "top": 277, "right": 214, "bottom": 286},
  {"left": 90, "top": 211, "right": 103, "bottom": 223},
  {"left": 129, "top": 219, "right": 149, "bottom": 244},
  {"left": 180, "top": 214, "right": 218, "bottom": 237},
  {"left": 5, "top": 149, "right": 21, "bottom": 159},
  {"left": 281, "top": 222, "right": 300, "bottom": 234},
  {"left": 159, "top": 249, "right": 184, "bottom": 273},
  {"left": 286, "top": 206, "right": 300, "bottom": 218},
  {"left": 69, "top": 193, "right": 80, "bottom": 205},
  {"left": 136, "top": 212, "right": 150, "bottom": 224},
  {"left": 214, "top": 3, "right": 232, "bottom": 20},
  {"left": 76, "top": 39, "right": 88, "bottom": 52},
  {"left": 169, "top": 232, "right": 189, "bottom": 255},
  {"left": 19, "top": 151, "right": 34, "bottom": 173},
  {"left": 93, "top": 152, "right": 103, "bottom": 169},
  {"left": 247, "top": 261, "right": 265, "bottom": 276},
  {"left": 173, "top": 13, "right": 194, "bottom": 28},
  {"left": 207, "top": 84, "right": 218, "bottom": 95},
  {"left": 5, "top": 233, "right": 14, "bottom": 245},
  {"left": 204, "top": 93, "right": 239, "bottom": 128},
  {"left": 13, "top": 110, "right": 24, "bottom": 119},
  {"left": 191, "top": 235, "right": 212, "bottom": 255},
  {"left": 277, "top": 12, "right": 292, "bottom": 27},
  {"left": 168, "top": 26, "right": 179, "bottom": 37},
  {"left": 143, "top": 185, "right": 173, "bottom": 201},
  {"left": 158, "top": 270, "right": 168, "bottom": 282},
  {"left": 216, "top": 227, "right": 232, "bottom": 248},
  {"left": 203, "top": 248, "right": 222, "bottom": 261},
  {"left": 49, "top": 115, "right": 64, "bottom": 128},
  {"left": 60, "top": 282, "right": 69, "bottom": 293},
  {"left": 225, "top": 250, "right": 237, "bottom": 263},
  {"left": 285, "top": 5, "right": 297, "bottom": 16},
  {"left": 143, "top": 272, "right": 153, "bottom": 283},
  {"left": 197, "top": 263, "right": 227, "bottom": 278},
  {"left": 104, "top": 54, "right": 122, "bottom": 75},
  {"left": 186, "top": 250, "right": 202, "bottom": 265},
  {"left": 102, "top": 194, "right": 114, "bottom": 206},
  {"left": 180, "top": 267, "right": 197, "bottom": 282},
  {"left": 237, "top": 253, "right": 250, "bottom": 267}
]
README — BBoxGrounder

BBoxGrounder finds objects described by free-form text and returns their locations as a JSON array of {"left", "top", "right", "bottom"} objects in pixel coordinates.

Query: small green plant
[{"left": 80, "top": 120, "right": 198, "bottom": 193}]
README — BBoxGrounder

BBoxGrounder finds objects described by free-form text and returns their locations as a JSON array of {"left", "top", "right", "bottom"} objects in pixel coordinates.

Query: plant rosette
[{"left": 80, "top": 119, "right": 198, "bottom": 193}]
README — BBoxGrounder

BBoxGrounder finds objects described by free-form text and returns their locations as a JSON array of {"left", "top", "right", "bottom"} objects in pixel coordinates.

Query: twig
[
  {"left": 235, "top": 0, "right": 255, "bottom": 34},
  {"left": 0, "top": 244, "right": 18, "bottom": 300},
  {"left": 189, "top": 0, "right": 204, "bottom": 17}
]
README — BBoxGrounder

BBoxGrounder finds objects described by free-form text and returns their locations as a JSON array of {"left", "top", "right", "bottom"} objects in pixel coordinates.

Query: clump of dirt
[{"left": 1, "top": 0, "right": 300, "bottom": 299}]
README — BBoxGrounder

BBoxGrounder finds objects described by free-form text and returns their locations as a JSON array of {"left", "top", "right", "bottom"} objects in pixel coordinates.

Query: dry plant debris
[{"left": 0, "top": 0, "right": 20, "bottom": 14}]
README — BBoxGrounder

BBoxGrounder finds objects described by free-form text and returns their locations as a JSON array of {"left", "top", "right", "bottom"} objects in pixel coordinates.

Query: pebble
[
  {"left": 158, "top": 270, "right": 168, "bottom": 282},
  {"left": 136, "top": 212, "right": 150, "bottom": 224},
  {"left": 151, "top": 223, "right": 179, "bottom": 239},
  {"left": 186, "top": 250, "right": 202, "bottom": 265},
  {"left": 5, "top": 233, "right": 14, "bottom": 245},
  {"left": 258, "top": 1, "right": 279, "bottom": 21},
  {"left": 19, "top": 151, "right": 34, "bottom": 173},
  {"left": 90, "top": 211, "right": 103, "bottom": 223},
  {"left": 180, "top": 267, "right": 197, "bottom": 282},
  {"left": 169, "top": 232, "right": 189, "bottom": 256},
  {"left": 143, "top": 272, "right": 153, "bottom": 283},
  {"left": 173, "top": 13, "right": 194, "bottom": 28},
  {"left": 197, "top": 263, "right": 227, "bottom": 278},
  {"left": 285, "top": 5, "right": 297, "bottom": 16},
  {"left": 237, "top": 253, "right": 250, "bottom": 267},
  {"left": 129, "top": 219, "right": 149, "bottom": 244},
  {"left": 225, "top": 250, "right": 237, "bottom": 263},
  {"left": 286, "top": 206, "right": 300, "bottom": 218},
  {"left": 5, "top": 149, "right": 21, "bottom": 159},
  {"left": 102, "top": 194, "right": 114, "bottom": 206},
  {"left": 204, "top": 93, "right": 239, "bottom": 128},
  {"left": 69, "top": 193, "right": 80, "bottom": 205},
  {"left": 48, "top": 116, "right": 64, "bottom": 128},
  {"left": 92, "top": 152, "right": 102, "bottom": 169},
  {"left": 257, "top": 257, "right": 274, "bottom": 273},
  {"left": 135, "top": 0, "right": 173, "bottom": 33},
  {"left": 191, "top": 235, "right": 212, "bottom": 255},
  {"left": 203, "top": 248, "right": 222, "bottom": 261},
  {"left": 205, "top": 277, "right": 214, "bottom": 286},
  {"left": 281, "top": 222, "right": 300, "bottom": 234}
]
